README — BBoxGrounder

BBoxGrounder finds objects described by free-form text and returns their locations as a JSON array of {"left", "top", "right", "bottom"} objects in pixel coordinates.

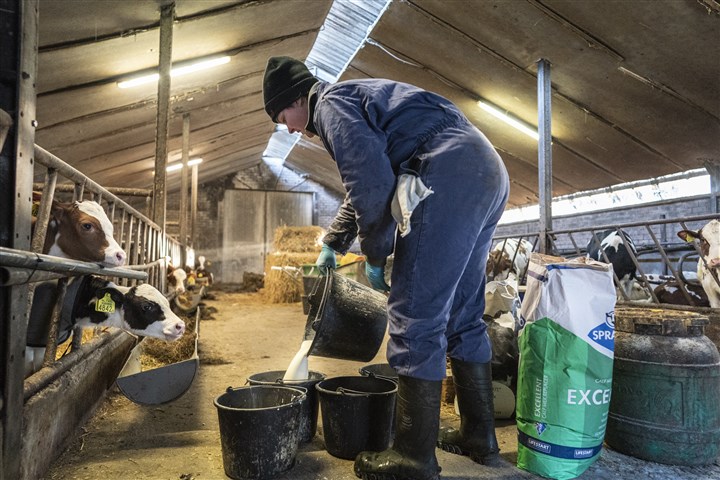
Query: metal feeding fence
[
  {"left": 492, "top": 213, "right": 720, "bottom": 307},
  {"left": 0, "top": 138, "right": 191, "bottom": 392}
]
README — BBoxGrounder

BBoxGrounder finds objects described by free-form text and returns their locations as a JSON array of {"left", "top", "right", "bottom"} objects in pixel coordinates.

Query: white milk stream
[{"left": 283, "top": 339, "right": 313, "bottom": 381}]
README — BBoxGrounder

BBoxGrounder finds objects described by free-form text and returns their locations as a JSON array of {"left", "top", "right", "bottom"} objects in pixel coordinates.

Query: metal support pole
[
  {"left": 151, "top": 2, "right": 174, "bottom": 230},
  {"left": 180, "top": 113, "right": 190, "bottom": 266},
  {"left": 1, "top": 1, "right": 38, "bottom": 477},
  {"left": 703, "top": 159, "right": 720, "bottom": 214},
  {"left": 191, "top": 163, "right": 199, "bottom": 250},
  {"left": 537, "top": 59, "right": 553, "bottom": 254}
]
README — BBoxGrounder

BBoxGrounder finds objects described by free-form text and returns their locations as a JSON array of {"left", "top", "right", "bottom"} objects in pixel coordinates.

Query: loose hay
[
  {"left": 273, "top": 226, "right": 324, "bottom": 253},
  {"left": 55, "top": 328, "right": 101, "bottom": 360},
  {"left": 140, "top": 314, "right": 197, "bottom": 369},
  {"left": 263, "top": 252, "right": 320, "bottom": 303}
]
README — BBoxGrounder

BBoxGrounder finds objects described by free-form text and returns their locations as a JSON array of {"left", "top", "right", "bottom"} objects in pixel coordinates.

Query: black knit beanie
[{"left": 263, "top": 56, "right": 318, "bottom": 123}]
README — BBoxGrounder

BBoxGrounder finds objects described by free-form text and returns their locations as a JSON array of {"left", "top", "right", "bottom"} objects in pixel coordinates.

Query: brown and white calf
[
  {"left": 486, "top": 238, "right": 534, "bottom": 283},
  {"left": 653, "top": 280, "right": 709, "bottom": 307},
  {"left": 678, "top": 220, "right": 720, "bottom": 308},
  {"left": 34, "top": 194, "right": 126, "bottom": 266},
  {"left": 25, "top": 275, "right": 186, "bottom": 376},
  {"left": 166, "top": 263, "right": 187, "bottom": 295}
]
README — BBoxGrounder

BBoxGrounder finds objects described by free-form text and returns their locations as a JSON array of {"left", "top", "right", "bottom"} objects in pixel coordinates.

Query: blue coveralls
[{"left": 311, "top": 79, "right": 509, "bottom": 381}]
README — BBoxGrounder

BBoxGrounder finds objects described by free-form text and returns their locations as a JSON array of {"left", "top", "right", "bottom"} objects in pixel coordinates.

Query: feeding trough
[
  {"left": 171, "top": 287, "right": 205, "bottom": 314},
  {"left": 116, "top": 307, "right": 200, "bottom": 405}
]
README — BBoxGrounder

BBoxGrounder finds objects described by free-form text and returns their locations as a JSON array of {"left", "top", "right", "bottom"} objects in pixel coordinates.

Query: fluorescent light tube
[
  {"left": 166, "top": 158, "right": 203, "bottom": 172},
  {"left": 477, "top": 100, "right": 539, "bottom": 141},
  {"left": 118, "top": 56, "right": 230, "bottom": 89}
]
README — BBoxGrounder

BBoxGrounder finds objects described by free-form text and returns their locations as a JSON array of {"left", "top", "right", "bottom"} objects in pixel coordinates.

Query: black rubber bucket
[
  {"left": 246, "top": 370, "right": 326, "bottom": 443},
  {"left": 316, "top": 376, "right": 397, "bottom": 460},
  {"left": 305, "top": 271, "right": 388, "bottom": 362},
  {"left": 359, "top": 363, "right": 399, "bottom": 437},
  {"left": 214, "top": 386, "right": 305, "bottom": 480},
  {"left": 359, "top": 363, "right": 399, "bottom": 383}
]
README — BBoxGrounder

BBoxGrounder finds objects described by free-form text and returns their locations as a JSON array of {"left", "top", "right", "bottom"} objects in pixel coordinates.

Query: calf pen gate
[
  {"left": 0, "top": 138, "right": 193, "bottom": 479},
  {"left": 492, "top": 213, "right": 720, "bottom": 348}
]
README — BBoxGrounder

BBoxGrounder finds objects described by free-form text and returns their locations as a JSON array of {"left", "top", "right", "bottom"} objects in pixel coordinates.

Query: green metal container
[{"left": 606, "top": 307, "right": 720, "bottom": 466}]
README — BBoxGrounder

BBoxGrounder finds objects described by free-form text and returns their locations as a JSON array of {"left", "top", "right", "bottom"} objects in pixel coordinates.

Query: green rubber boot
[
  {"left": 353, "top": 375, "right": 442, "bottom": 480},
  {"left": 437, "top": 359, "right": 501, "bottom": 465}
]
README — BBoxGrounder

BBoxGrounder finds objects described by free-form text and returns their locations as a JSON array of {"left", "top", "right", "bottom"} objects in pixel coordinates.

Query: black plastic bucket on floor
[
  {"left": 359, "top": 363, "right": 399, "bottom": 383},
  {"left": 316, "top": 376, "right": 397, "bottom": 460},
  {"left": 359, "top": 363, "right": 399, "bottom": 437},
  {"left": 305, "top": 271, "right": 388, "bottom": 362},
  {"left": 214, "top": 386, "right": 305, "bottom": 480},
  {"left": 246, "top": 370, "right": 326, "bottom": 443}
]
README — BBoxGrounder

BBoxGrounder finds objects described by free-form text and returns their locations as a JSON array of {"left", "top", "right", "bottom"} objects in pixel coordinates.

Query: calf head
[
  {"left": 44, "top": 199, "right": 126, "bottom": 266},
  {"left": 678, "top": 220, "right": 720, "bottom": 270},
  {"left": 486, "top": 250, "right": 513, "bottom": 280},
  {"left": 82, "top": 283, "right": 185, "bottom": 341},
  {"left": 167, "top": 265, "right": 187, "bottom": 294},
  {"left": 487, "top": 238, "right": 532, "bottom": 282}
]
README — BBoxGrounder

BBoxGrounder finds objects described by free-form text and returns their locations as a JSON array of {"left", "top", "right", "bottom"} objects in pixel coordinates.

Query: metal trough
[{"left": 116, "top": 308, "right": 200, "bottom": 405}]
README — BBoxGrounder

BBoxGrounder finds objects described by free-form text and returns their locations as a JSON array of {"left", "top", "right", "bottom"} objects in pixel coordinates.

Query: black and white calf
[
  {"left": 586, "top": 229, "right": 638, "bottom": 298},
  {"left": 25, "top": 275, "right": 185, "bottom": 376}
]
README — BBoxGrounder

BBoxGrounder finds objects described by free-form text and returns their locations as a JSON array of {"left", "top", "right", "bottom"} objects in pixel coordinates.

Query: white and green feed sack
[{"left": 516, "top": 253, "right": 616, "bottom": 480}]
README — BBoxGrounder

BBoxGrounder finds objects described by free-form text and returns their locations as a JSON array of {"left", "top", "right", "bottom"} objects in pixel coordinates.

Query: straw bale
[
  {"left": 263, "top": 252, "right": 320, "bottom": 303},
  {"left": 273, "top": 226, "right": 324, "bottom": 253}
]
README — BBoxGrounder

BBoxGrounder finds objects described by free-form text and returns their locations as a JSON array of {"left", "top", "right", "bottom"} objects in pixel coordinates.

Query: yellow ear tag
[
  {"left": 684, "top": 233, "right": 696, "bottom": 243},
  {"left": 32, "top": 202, "right": 40, "bottom": 217},
  {"left": 187, "top": 276, "right": 196, "bottom": 286},
  {"left": 95, "top": 293, "right": 116, "bottom": 313}
]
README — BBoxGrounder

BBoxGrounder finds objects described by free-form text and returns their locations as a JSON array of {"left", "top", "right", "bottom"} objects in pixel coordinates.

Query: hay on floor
[{"left": 273, "top": 226, "right": 324, "bottom": 253}]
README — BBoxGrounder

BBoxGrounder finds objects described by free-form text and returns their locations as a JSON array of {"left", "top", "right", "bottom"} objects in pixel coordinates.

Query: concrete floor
[{"left": 44, "top": 289, "right": 720, "bottom": 480}]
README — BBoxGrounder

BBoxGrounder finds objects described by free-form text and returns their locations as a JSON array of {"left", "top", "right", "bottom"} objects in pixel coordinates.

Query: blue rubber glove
[
  {"left": 365, "top": 262, "right": 390, "bottom": 292},
  {"left": 316, "top": 244, "right": 337, "bottom": 273}
]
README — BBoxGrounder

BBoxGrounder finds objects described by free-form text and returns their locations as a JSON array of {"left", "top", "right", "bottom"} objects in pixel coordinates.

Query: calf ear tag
[
  {"left": 32, "top": 202, "right": 40, "bottom": 217},
  {"left": 95, "top": 293, "right": 116, "bottom": 313}
]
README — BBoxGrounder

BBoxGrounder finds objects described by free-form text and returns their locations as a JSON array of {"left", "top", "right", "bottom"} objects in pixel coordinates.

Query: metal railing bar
[
  {"left": 1, "top": 267, "right": 72, "bottom": 286},
  {"left": 33, "top": 183, "right": 152, "bottom": 198},
  {"left": 0, "top": 247, "right": 148, "bottom": 280},
  {"left": 549, "top": 213, "right": 718, "bottom": 236},
  {"left": 30, "top": 169, "right": 58, "bottom": 254},
  {"left": 646, "top": 225, "right": 691, "bottom": 304},
  {"left": 42, "top": 277, "right": 68, "bottom": 368},
  {"left": 34, "top": 146, "right": 158, "bottom": 229}
]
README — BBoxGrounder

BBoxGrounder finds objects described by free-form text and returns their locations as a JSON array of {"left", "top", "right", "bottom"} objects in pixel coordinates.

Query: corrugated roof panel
[
  {"left": 260, "top": 0, "right": 390, "bottom": 167},
  {"left": 306, "top": 0, "right": 390, "bottom": 81}
]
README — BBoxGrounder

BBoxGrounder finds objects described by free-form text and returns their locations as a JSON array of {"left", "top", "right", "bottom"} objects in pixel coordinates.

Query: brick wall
[{"left": 495, "top": 195, "right": 715, "bottom": 253}]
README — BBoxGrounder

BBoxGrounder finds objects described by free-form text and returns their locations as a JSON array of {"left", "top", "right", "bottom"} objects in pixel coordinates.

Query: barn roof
[{"left": 33, "top": 0, "right": 720, "bottom": 209}]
